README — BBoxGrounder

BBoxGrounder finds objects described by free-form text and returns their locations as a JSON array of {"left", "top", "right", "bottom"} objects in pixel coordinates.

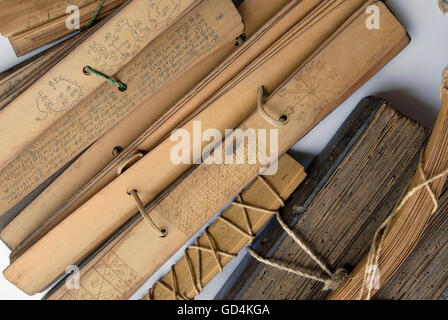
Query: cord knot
[{"left": 323, "top": 268, "right": 348, "bottom": 291}]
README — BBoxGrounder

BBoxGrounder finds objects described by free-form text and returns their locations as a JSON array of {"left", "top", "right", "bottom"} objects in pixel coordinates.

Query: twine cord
[
  {"left": 119, "top": 152, "right": 165, "bottom": 237},
  {"left": 117, "top": 151, "right": 144, "bottom": 175},
  {"left": 360, "top": 68, "right": 448, "bottom": 300},
  {"left": 169, "top": 266, "right": 181, "bottom": 300},
  {"left": 204, "top": 228, "right": 223, "bottom": 272},
  {"left": 218, "top": 215, "right": 255, "bottom": 240},
  {"left": 185, "top": 248, "right": 200, "bottom": 295},
  {"left": 146, "top": 266, "right": 189, "bottom": 300},
  {"left": 188, "top": 243, "right": 237, "bottom": 259},
  {"left": 258, "top": 86, "right": 288, "bottom": 126},
  {"left": 87, "top": 0, "right": 105, "bottom": 27},
  {"left": 144, "top": 176, "right": 287, "bottom": 300},
  {"left": 231, "top": 202, "right": 278, "bottom": 215},
  {"left": 248, "top": 211, "right": 347, "bottom": 291},
  {"left": 81, "top": 0, "right": 105, "bottom": 31},
  {"left": 145, "top": 68, "right": 448, "bottom": 300},
  {"left": 248, "top": 179, "right": 347, "bottom": 291},
  {"left": 83, "top": 66, "right": 127, "bottom": 91},
  {"left": 360, "top": 154, "right": 448, "bottom": 300},
  {"left": 195, "top": 238, "right": 203, "bottom": 292},
  {"left": 81, "top": 2, "right": 127, "bottom": 91},
  {"left": 128, "top": 190, "right": 166, "bottom": 237}
]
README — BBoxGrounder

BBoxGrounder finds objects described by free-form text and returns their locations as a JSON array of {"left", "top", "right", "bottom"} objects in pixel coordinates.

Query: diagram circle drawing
[{"left": 148, "top": 0, "right": 180, "bottom": 31}]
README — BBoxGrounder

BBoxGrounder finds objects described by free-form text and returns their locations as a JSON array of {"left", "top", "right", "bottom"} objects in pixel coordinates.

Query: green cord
[
  {"left": 86, "top": 0, "right": 105, "bottom": 28},
  {"left": 83, "top": 66, "right": 127, "bottom": 91},
  {"left": 82, "top": 1, "right": 128, "bottom": 91}
]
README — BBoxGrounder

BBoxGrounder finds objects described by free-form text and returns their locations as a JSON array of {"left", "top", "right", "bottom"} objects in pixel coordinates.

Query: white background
[{"left": 0, "top": 0, "right": 447, "bottom": 300}]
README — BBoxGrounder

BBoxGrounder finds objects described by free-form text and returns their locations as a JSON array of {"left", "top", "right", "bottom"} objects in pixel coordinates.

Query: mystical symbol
[
  {"left": 81, "top": 252, "right": 142, "bottom": 299},
  {"left": 88, "top": 18, "right": 149, "bottom": 74},
  {"left": 84, "top": 271, "right": 120, "bottom": 300},
  {"left": 148, "top": 0, "right": 180, "bottom": 31},
  {"left": 36, "top": 76, "right": 84, "bottom": 121},
  {"left": 67, "top": 287, "right": 92, "bottom": 300},
  {"left": 278, "top": 61, "right": 344, "bottom": 120},
  {"left": 90, "top": 278, "right": 100, "bottom": 288}
]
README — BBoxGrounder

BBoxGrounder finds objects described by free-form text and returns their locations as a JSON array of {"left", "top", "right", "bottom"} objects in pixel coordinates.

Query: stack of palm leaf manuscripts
[
  {"left": 0, "top": 0, "right": 410, "bottom": 299},
  {"left": 221, "top": 90, "right": 448, "bottom": 300},
  {"left": 0, "top": 0, "right": 128, "bottom": 56}
]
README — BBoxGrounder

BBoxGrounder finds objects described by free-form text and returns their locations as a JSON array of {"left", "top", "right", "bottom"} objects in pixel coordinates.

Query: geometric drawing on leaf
[
  {"left": 148, "top": 0, "right": 180, "bottom": 31},
  {"left": 278, "top": 61, "right": 345, "bottom": 122}
]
